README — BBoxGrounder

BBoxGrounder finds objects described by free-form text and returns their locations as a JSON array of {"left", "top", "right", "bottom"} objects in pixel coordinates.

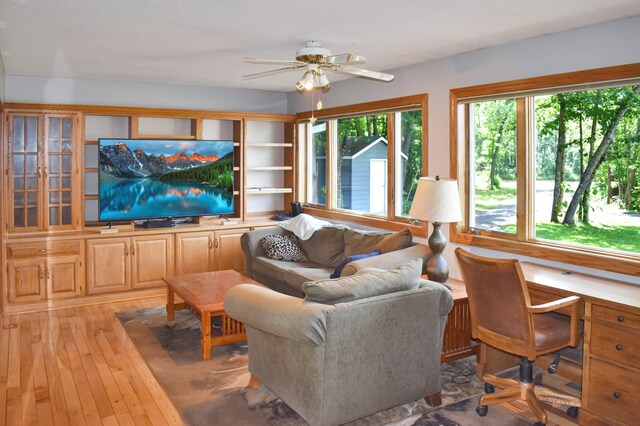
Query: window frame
[
  {"left": 450, "top": 63, "right": 640, "bottom": 277},
  {"left": 297, "top": 94, "right": 428, "bottom": 234}
]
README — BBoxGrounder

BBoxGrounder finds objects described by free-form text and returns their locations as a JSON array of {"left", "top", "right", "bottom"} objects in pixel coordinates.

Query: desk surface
[{"left": 520, "top": 262, "right": 640, "bottom": 311}]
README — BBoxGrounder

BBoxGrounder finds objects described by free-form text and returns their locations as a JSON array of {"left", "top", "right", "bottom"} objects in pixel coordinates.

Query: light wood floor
[{"left": 0, "top": 296, "right": 185, "bottom": 426}]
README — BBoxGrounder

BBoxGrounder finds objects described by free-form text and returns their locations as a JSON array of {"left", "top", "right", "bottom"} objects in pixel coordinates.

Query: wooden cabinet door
[
  {"left": 7, "top": 259, "right": 46, "bottom": 303},
  {"left": 214, "top": 228, "right": 249, "bottom": 272},
  {"left": 175, "top": 232, "right": 214, "bottom": 275},
  {"left": 131, "top": 235, "right": 174, "bottom": 289},
  {"left": 86, "top": 238, "right": 130, "bottom": 294},
  {"left": 43, "top": 114, "right": 81, "bottom": 230},
  {"left": 7, "top": 113, "right": 44, "bottom": 232},
  {"left": 47, "top": 255, "right": 83, "bottom": 299}
]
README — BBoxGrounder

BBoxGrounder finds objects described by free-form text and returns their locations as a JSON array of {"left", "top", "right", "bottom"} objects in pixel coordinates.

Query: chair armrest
[
  {"left": 529, "top": 295, "right": 581, "bottom": 347},
  {"left": 224, "top": 284, "right": 334, "bottom": 346},
  {"left": 341, "top": 244, "right": 431, "bottom": 276},
  {"left": 528, "top": 295, "right": 581, "bottom": 314}
]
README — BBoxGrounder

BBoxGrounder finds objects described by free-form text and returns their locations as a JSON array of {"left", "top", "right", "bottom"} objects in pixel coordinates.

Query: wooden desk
[{"left": 479, "top": 262, "right": 640, "bottom": 426}]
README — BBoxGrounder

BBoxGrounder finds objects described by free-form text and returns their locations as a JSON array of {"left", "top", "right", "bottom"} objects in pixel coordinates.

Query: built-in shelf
[
  {"left": 136, "top": 134, "right": 196, "bottom": 140},
  {"left": 246, "top": 166, "right": 292, "bottom": 171},
  {"left": 85, "top": 167, "right": 98, "bottom": 173},
  {"left": 85, "top": 140, "right": 99, "bottom": 145},
  {"left": 246, "top": 143, "right": 293, "bottom": 148},
  {"left": 85, "top": 194, "right": 98, "bottom": 201},
  {"left": 246, "top": 188, "right": 292, "bottom": 194}
]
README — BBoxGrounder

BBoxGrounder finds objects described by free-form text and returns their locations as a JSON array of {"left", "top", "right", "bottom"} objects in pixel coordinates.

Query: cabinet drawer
[
  {"left": 7, "top": 240, "right": 81, "bottom": 259},
  {"left": 592, "top": 305, "right": 640, "bottom": 330},
  {"left": 587, "top": 358, "right": 640, "bottom": 425},
  {"left": 591, "top": 323, "right": 640, "bottom": 367}
]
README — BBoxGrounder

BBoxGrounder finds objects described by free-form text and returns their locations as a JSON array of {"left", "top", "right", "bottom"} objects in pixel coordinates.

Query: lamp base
[{"left": 426, "top": 222, "right": 449, "bottom": 283}]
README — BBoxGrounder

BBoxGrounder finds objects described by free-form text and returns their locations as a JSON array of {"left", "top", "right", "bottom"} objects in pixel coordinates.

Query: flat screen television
[{"left": 98, "top": 138, "right": 234, "bottom": 221}]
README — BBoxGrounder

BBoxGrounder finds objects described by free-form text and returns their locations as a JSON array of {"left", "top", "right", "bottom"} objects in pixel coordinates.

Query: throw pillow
[
  {"left": 303, "top": 258, "right": 422, "bottom": 304},
  {"left": 260, "top": 235, "right": 309, "bottom": 262},
  {"left": 343, "top": 228, "right": 413, "bottom": 257},
  {"left": 329, "top": 250, "right": 381, "bottom": 279}
]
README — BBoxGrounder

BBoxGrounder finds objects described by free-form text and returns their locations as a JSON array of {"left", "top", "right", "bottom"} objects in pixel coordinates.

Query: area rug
[{"left": 116, "top": 307, "right": 570, "bottom": 425}]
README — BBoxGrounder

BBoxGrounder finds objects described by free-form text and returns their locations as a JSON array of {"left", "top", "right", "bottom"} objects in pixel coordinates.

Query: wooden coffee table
[{"left": 164, "top": 270, "right": 263, "bottom": 360}]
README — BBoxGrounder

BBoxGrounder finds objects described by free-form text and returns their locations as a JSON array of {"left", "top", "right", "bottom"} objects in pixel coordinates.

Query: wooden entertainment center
[{"left": 0, "top": 103, "right": 295, "bottom": 314}]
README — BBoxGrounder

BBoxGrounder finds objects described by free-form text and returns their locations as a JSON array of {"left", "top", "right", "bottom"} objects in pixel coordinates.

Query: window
[
  {"left": 452, "top": 63, "right": 640, "bottom": 275},
  {"left": 300, "top": 95, "right": 426, "bottom": 227}
]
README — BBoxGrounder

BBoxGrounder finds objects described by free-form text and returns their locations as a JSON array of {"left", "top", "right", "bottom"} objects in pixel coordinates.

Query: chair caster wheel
[
  {"left": 484, "top": 383, "right": 495, "bottom": 394},
  {"left": 476, "top": 405, "right": 488, "bottom": 417},
  {"left": 567, "top": 406, "right": 579, "bottom": 418},
  {"left": 548, "top": 354, "right": 561, "bottom": 374}
]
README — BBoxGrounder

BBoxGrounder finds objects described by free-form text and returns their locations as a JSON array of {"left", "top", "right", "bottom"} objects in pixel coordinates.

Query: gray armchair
[{"left": 224, "top": 279, "right": 453, "bottom": 426}]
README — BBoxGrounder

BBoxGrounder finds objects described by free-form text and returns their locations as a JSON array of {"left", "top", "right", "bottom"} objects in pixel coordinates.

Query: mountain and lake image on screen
[{"left": 98, "top": 139, "right": 234, "bottom": 221}]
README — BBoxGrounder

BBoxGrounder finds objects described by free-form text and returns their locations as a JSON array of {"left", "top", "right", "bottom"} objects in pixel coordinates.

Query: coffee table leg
[
  {"left": 201, "top": 311, "right": 211, "bottom": 360},
  {"left": 166, "top": 286, "right": 175, "bottom": 321}
]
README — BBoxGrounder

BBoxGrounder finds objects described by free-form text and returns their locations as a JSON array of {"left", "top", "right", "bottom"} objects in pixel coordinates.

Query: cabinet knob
[
  {"left": 615, "top": 344, "right": 623, "bottom": 351},
  {"left": 124, "top": 244, "right": 129, "bottom": 256},
  {"left": 617, "top": 315, "right": 624, "bottom": 322},
  {"left": 613, "top": 391, "right": 621, "bottom": 399}
]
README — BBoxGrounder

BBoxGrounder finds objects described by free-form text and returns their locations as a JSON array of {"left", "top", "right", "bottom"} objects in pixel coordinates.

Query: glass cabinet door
[
  {"left": 46, "top": 116, "right": 76, "bottom": 227},
  {"left": 8, "top": 114, "right": 42, "bottom": 230}
]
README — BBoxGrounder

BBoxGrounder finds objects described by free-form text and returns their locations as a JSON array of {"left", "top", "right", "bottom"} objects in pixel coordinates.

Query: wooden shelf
[
  {"left": 135, "top": 134, "right": 196, "bottom": 140},
  {"left": 84, "top": 194, "right": 98, "bottom": 200},
  {"left": 85, "top": 167, "right": 98, "bottom": 173},
  {"left": 246, "top": 143, "right": 293, "bottom": 148},
  {"left": 246, "top": 188, "right": 292, "bottom": 194},
  {"left": 85, "top": 140, "right": 99, "bottom": 145},
  {"left": 246, "top": 166, "right": 292, "bottom": 171}
]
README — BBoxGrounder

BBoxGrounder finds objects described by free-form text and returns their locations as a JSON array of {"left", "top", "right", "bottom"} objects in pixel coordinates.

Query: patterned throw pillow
[{"left": 260, "top": 235, "right": 309, "bottom": 262}]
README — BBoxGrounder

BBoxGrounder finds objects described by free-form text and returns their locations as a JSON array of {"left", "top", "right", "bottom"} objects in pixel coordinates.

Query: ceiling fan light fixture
[
  {"left": 302, "top": 71, "right": 315, "bottom": 91},
  {"left": 316, "top": 72, "right": 330, "bottom": 89}
]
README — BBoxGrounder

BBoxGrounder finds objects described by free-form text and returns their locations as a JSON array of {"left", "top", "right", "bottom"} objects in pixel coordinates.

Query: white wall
[
  {"left": 4, "top": 75, "right": 287, "bottom": 113},
  {"left": 288, "top": 16, "right": 640, "bottom": 284},
  {"left": 0, "top": 54, "right": 5, "bottom": 102}
]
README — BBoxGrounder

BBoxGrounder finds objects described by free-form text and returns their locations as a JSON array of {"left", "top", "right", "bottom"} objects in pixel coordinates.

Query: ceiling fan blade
[
  {"left": 330, "top": 65, "right": 395, "bottom": 82},
  {"left": 326, "top": 53, "right": 366, "bottom": 65},
  {"left": 242, "top": 65, "right": 305, "bottom": 79},
  {"left": 244, "top": 57, "right": 306, "bottom": 66}
]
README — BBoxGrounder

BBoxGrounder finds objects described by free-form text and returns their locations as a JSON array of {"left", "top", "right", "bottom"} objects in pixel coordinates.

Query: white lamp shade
[{"left": 409, "top": 177, "right": 462, "bottom": 223}]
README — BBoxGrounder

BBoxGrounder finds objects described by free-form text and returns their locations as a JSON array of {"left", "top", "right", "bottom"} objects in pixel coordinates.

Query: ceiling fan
[{"left": 243, "top": 41, "right": 394, "bottom": 91}]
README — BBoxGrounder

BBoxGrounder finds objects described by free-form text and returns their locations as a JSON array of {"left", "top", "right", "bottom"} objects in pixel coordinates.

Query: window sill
[
  {"left": 303, "top": 206, "right": 426, "bottom": 237},
  {"left": 451, "top": 227, "right": 640, "bottom": 278}
]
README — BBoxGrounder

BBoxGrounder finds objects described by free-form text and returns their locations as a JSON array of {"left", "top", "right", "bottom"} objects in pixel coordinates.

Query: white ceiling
[{"left": 1, "top": 0, "right": 639, "bottom": 93}]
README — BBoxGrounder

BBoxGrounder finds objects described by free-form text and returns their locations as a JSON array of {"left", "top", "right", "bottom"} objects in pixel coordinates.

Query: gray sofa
[
  {"left": 241, "top": 225, "right": 431, "bottom": 297},
  {"left": 224, "top": 264, "right": 453, "bottom": 426}
]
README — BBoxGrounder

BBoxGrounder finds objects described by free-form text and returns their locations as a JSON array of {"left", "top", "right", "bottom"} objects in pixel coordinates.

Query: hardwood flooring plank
[
  {"left": 7, "top": 314, "right": 22, "bottom": 426},
  {"left": 28, "top": 313, "right": 53, "bottom": 426},
  {"left": 0, "top": 315, "right": 11, "bottom": 426},
  {"left": 37, "top": 311, "right": 70, "bottom": 426},
  {"left": 19, "top": 313, "right": 38, "bottom": 426}
]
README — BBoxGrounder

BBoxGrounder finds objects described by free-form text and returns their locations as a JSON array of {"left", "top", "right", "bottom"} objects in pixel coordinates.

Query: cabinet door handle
[
  {"left": 214, "top": 238, "right": 219, "bottom": 248},
  {"left": 38, "top": 166, "right": 42, "bottom": 178},
  {"left": 38, "top": 266, "right": 44, "bottom": 280},
  {"left": 44, "top": 166, "right": 48, "bottom": 177},
  {"left": 209, "top": 237, "right": 213, "bottom": 249},
  {"left": 131, "top": 245, "right": 135, "bottom": 255},
  {"left": 47, "top": 268, "right": 51, "bottom": 280},
  {"left": 124, "top": 243, "right": 129, "bottom": 256}
]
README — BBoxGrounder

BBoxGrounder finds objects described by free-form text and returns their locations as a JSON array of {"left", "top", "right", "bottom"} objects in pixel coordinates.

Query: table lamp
[{"left": 409, "top": 176, "right": 462, "bottom": 282}]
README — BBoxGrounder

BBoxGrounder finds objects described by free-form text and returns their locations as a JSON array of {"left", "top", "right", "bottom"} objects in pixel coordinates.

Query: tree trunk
[
  {"left": 578, "top": 116, "right": 585, "bottom": 221},
  {"left": 551, "top": 94, "right": 567, "bottom": 223},
  {"left": 563, "top": 85, "right": 640, "bottom": 225},
  {"left": 488, "top": 120, "right": 506, "bottom": 190},
  {"left": 607, "top": 164, "right": 613, "bottom": 204}
]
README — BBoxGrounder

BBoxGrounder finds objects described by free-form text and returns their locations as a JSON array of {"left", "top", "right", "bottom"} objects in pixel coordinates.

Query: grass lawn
[
  {"left": 501, "top": 222, "right": 640, "bottom": 254},
  {"left": 474, "top": 187, "right": 516, "bottom": 209}
]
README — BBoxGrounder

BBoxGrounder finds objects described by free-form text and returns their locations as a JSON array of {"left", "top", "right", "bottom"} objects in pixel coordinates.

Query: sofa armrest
[
  {"left": 241, "top": 226, "right": 289, "bottom": 278},
  {"left": 341, "top": 243, "right": 431, "bottom": 276},
  {"left": 224, "top": 284, "right": 334, "bottom": 346}
]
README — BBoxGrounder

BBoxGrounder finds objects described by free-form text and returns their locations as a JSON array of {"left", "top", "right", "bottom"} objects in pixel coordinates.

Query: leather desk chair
[{"left": 455, "top": 248, "right": 581, "bottom": 425}]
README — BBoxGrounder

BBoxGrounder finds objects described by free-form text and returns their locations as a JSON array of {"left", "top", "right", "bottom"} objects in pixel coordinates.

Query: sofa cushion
[
  {"left": 253, "top": 257, "right": 321, "bottom": 284},
  {"left": 285, "top": 266, "right": 336, "bottom": 294},
  {"left": 297, "top": 226, "right": 346, "bottom": 268},
  {"left": 302, "top": 258, "right": 422, "bottom": 304},
  {"left": 329, "top": 250, "right": 381, "bottom": 279},
  {"left": 343, "top": 228, "right": 413, "bottom": 257},
  {"left": 261, "top": 235, "right": 309, "bottom": 262}
]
